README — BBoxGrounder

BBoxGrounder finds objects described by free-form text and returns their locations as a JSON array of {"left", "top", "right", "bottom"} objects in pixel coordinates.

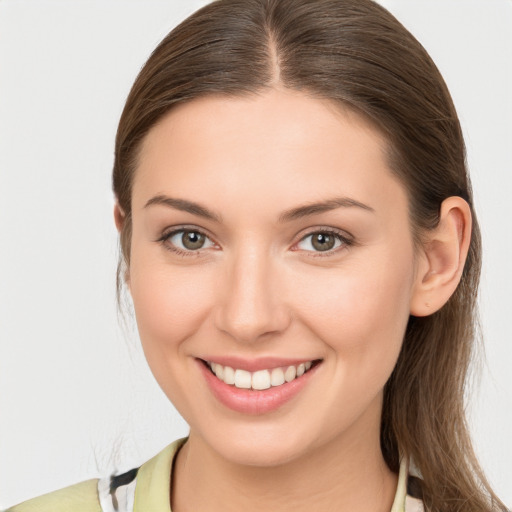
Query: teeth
[
  {"left": 252, "top": 370, "right": 271, "bottom": 390},
  {"left": 234, "top": 369, "right": 252, "bottom": 389},
  {"left": 223, "top": 366, "right": 235, "bottom": 385},
  {"left": 207, "top": 360, "right": 316, "bottom": 390},
  {"left": 270, "top": 367, "right": 285, "bottom": 386},
  {"left": 214, "top": 364, "right": 224, "bottom": 380},
  {"left": 284, "top": 365, "right": 296, "bottom": 382}
]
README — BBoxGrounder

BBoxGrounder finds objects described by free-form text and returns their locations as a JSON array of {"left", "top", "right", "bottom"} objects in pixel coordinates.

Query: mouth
[
  {"left": 197, "top": 358, "right": 323, "bottom": 415},
  {"left": 202, "top": 359, "right": 322, "bottom": 390}
]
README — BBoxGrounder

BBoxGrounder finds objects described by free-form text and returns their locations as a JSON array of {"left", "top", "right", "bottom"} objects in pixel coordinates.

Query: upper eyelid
[
  {"left": 156, "top": 226, "right": 217, "bottom": 255},
  {"left": 159, "top": 225, "right": 215, "bottom": 241},
  {"left": 292, "top": 228, "right": 352, "bottom": 252},
  {"left": 295, "top": 226, "right": 353, "bottom": 243}
]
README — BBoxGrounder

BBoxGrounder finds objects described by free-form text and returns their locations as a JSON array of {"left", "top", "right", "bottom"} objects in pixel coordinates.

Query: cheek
[
  {"left": 291, "top": 248, "right": 415, "bottom": 373},
  {"left": 129, "top": 255, "right": 215, "bottom": 357}
]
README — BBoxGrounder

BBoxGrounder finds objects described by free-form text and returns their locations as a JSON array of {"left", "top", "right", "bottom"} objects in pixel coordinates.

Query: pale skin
[{"left": 115, "top": 88, "right": 471, "bottom": 512}]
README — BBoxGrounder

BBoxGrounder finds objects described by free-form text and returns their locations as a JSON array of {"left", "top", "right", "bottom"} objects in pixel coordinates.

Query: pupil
[
  {"left": 183, "top": 231, "right": 205, "bottom": 250},
  {"left": 312, "top": 233, "right": 335, "bottom": 251}
]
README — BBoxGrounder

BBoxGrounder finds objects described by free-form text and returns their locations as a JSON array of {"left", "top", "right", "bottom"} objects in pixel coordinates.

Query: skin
[{"left": 116, "top": 88, "right": 471, "bottom": 512}]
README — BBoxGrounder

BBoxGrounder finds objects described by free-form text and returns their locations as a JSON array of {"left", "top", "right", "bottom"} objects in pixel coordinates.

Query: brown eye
[
  {"left": 311, "top": 233, "right": 336, "bottom": 251},
  {"left": 181, "top": 230, "right": 205, "bottom": 250},
  {"left": 296, "top": 231, "right": 348, "bottom": 253},
  {"left": 164, "top": 229, "right": 215, "bottom": 253}
]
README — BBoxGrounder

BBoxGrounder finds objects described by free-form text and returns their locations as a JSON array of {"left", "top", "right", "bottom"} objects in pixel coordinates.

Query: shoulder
[
  {"left": 4, "top": 438, "right": 187, "bottom": 512},
  {"left": 5, "top": 479, "right": 101, "bottom": 512}
]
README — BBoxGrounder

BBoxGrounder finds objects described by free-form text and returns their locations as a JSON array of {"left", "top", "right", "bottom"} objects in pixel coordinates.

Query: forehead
[{"left": 133, "top": 89, "right": 406, "bottom": 221}]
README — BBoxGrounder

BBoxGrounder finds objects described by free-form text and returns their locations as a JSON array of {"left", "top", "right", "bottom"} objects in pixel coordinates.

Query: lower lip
[{"left": 197, "top": 360, "right": 321, "bottom": 415}]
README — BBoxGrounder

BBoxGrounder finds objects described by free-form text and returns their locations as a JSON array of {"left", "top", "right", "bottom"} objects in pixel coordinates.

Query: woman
[{"left": 5, "top": 0, "right": 509, "bottom": 511}]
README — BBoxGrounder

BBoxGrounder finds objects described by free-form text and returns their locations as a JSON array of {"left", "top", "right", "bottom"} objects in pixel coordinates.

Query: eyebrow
[
  {"left": 144, "top": 195, "right": 222, "bottom": 223},
  {"left": 278, "top": 197, "right": 375, "bottom": 222},
  {"left": 144, "top": 194, "right": 374, "bottom": 223}
]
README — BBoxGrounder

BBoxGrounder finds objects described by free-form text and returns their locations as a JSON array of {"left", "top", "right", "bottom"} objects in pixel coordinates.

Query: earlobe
[
  {"left": 114, "top": 203, "right": 125, "bottom": 233},
  {"left": 410, "top": 197, "right": 472, "bottom": 317}
]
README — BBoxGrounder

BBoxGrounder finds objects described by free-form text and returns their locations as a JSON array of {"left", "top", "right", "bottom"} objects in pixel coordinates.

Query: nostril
[{"left": 214, "top": 305, "right": 292, "bottom": 344}]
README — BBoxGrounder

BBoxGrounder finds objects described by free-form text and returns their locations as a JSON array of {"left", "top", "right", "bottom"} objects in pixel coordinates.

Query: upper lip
[{"left": 198, "top": 356, "right": 321, "bottom": 372}]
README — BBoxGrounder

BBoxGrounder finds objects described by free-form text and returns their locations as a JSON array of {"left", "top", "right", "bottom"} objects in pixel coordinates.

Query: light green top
[{"left": 6, "top": 438, "right": 420, "bottom": 512}]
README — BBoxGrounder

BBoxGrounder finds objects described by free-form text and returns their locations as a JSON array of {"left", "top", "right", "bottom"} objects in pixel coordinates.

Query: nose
[{"left": 214, "top": 247, "right": 291, "bottom": 344}]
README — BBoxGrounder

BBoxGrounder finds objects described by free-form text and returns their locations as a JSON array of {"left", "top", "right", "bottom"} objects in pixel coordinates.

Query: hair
[{"left": 112, "top": 0, "right": 506, "bottom": 510}]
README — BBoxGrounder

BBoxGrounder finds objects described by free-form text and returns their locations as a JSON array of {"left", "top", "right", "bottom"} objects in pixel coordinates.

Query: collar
[{"left": 131, "top": 438, "right": 422, "bottom": 512}]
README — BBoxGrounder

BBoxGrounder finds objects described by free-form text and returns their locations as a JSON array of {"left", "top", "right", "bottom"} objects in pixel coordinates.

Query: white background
[{"left": 0, "top": 0, "right": 511, "bottom": 508}]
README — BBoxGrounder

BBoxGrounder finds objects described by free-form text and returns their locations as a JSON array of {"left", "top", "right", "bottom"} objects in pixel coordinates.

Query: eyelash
[
  {"left": 294, "top": 229, "right": 353, "bottom": 258},
  {"left": 156, "top": 226, "right": 216, "bottom": 258},
  {"left": 157, "top": 226, "right": 353, "bottom": 258}
]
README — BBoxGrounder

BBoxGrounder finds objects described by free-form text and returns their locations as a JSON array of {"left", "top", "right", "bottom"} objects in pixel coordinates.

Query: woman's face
[{"left": 127, "top": 89, "right": 420, "bottom": 466}]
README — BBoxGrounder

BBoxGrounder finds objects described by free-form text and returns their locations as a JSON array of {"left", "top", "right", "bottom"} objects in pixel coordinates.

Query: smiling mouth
[{"left": 201, "top": 359, "right": 322, "bottom": 391}]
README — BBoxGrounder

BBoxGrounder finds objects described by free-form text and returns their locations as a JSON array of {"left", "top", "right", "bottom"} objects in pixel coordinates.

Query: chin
[{"left": 196, "top": 422, "right": 319, "bottom": 468}]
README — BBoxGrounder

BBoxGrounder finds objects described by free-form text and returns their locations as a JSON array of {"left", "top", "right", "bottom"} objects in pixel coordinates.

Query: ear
[
  {"left": 113, "top": 202, "right": 125, "bottom": 233},
  {"left": 410, "top": 196, "right": 472, "bottom": 317},
  {"left": 113, "top": 202, "right": 131, "bottom": 287}
]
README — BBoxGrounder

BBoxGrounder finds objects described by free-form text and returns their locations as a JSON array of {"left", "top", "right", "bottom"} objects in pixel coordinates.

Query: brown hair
[{"left": 113, "top": 0, "right": 506, "bottom": 510}]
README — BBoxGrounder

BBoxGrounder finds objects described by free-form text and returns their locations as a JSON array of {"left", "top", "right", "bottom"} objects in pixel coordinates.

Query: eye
[
  {"left": 295, "top": 230, "right": 350, "bottom": 253},
  {"left": 161, "top": 228, "right": 216, "bottom": 254}
]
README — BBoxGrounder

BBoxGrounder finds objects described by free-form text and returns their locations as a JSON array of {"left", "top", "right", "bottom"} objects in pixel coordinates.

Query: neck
[{"left": 172, "top": 405, "right": 397, "bottom": 512}]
